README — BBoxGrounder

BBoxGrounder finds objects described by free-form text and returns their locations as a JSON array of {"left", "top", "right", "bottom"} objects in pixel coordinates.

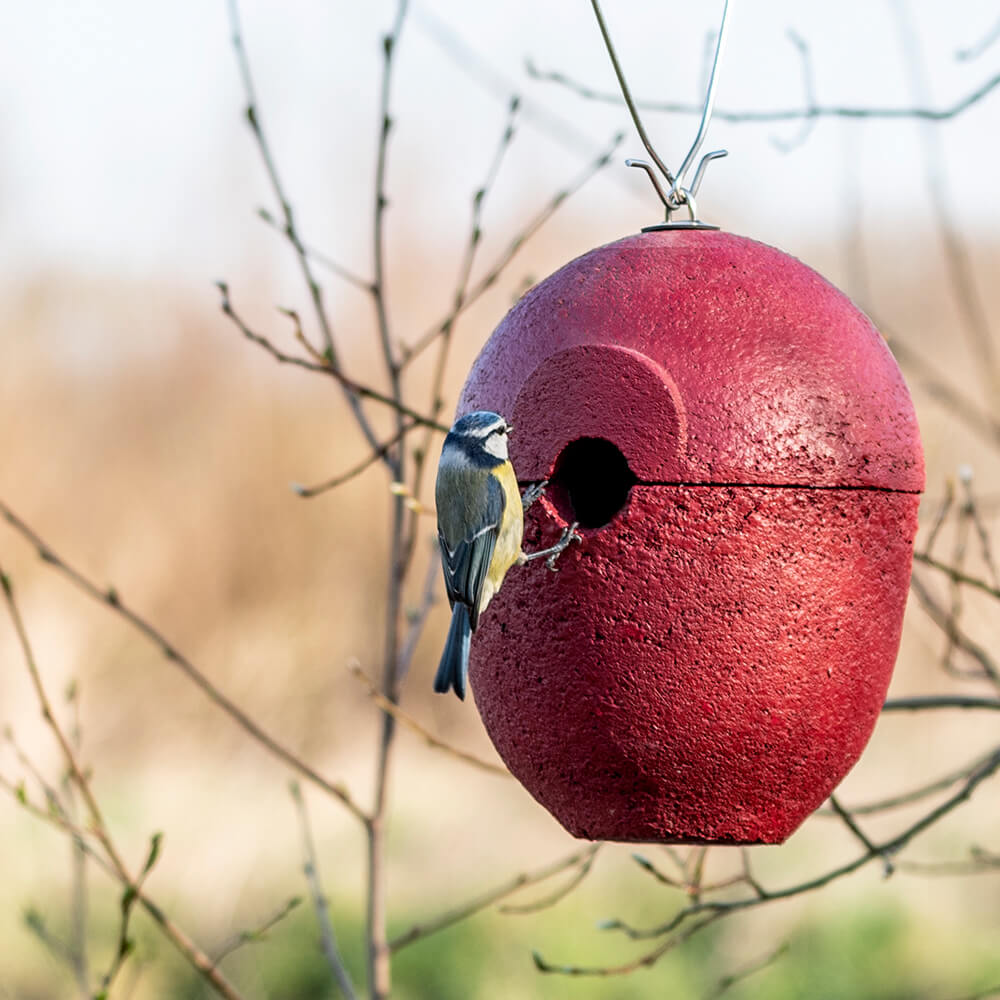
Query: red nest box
[{"left": 458, "top": 229, "right": 923, "bottom": 844}]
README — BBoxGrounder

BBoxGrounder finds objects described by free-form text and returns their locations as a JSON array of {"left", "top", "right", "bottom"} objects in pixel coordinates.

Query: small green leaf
[{"left": 142, "top": 831, "right": 163, "bottom": 876}]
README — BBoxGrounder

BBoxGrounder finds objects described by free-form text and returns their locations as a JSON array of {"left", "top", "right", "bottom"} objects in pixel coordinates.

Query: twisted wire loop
[{"left": 590, "top": 0, "right": 733, "bottom": 229}]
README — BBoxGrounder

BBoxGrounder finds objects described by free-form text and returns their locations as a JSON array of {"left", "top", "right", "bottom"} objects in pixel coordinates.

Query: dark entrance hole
[{"left": 547, "top": 437, "right": 637, "bottom": 529}]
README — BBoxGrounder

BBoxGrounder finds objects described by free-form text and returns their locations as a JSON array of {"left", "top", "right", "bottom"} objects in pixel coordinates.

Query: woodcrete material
[{"left": 459, "top": 229, "right": 923, "bottom": 843}]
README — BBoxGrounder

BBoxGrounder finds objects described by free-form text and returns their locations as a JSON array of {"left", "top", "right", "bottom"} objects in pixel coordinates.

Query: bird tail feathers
[{"left": 434, "top": 604, "right": 471, "bottom": 700}]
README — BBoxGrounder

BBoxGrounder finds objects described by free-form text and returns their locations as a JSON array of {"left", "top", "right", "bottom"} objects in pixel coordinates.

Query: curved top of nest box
[{"left": 458, "top": 229, "right": 924, "bottom": 493}]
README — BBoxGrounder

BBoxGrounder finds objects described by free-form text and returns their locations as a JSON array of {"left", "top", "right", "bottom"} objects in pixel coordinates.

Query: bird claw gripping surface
[
  {"left": 521, "top": 479, "right": 548, "bottom": 510},
  {"left": 545, "top": 522, "right": 582, "bottom": 572}
]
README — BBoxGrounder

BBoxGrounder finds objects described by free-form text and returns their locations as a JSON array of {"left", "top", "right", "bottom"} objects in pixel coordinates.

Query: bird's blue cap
[{"left": 450, "top": 411, "right": 509, "bottom": 436}]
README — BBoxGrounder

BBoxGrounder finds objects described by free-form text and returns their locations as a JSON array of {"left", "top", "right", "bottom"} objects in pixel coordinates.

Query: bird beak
[{"left": 506, "top": 423, "right": 514, "bottom": 434}]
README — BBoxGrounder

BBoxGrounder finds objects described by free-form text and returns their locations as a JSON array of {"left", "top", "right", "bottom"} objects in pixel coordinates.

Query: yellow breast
[{"left": 480, "top": 461, "right": 523, "bottom": 616}]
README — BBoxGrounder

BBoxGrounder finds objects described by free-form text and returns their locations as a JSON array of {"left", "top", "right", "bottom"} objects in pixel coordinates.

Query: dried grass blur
[{"left": 1, "top": 224, "right": 999, "bottom": 996}]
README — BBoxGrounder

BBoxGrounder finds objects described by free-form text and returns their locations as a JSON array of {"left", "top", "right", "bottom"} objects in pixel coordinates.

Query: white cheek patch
[{"left": 484, "top": 434, "right": 509, "bottom": 460}]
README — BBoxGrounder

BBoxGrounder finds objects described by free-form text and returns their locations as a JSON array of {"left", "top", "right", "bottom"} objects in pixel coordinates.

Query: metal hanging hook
[{"left": 590, "top": 0, "right": 733, "bottom": 230}]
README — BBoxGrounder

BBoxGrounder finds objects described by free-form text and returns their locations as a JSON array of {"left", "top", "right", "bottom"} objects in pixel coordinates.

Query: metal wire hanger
[{"left": 590, "top": 0, "right": 733, "bottom": 230}]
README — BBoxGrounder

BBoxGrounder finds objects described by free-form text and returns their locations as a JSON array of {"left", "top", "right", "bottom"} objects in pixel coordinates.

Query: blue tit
[{"left": 434, "top": 411, "right": 524, "bottom": 700}]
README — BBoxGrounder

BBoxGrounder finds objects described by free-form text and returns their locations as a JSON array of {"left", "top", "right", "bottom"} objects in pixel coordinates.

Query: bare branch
[
  {"left": 526, "top": 59, "right": 1000, "bottom": 124},
  {"left": 22, "top": 907, "right": 77, "bottom": 973},
  {"left": 401, "top": 130, "right": 625, "bottom": 366},
  {"left": 583, "top": 745, "right": 1000, "bottom": 979},
  {"left": 395, "top": 543, "right": 441, "bottom": 684},
  {"left": 371, "top": 1, "right": 409, "bottom": 386},
  {"left": 909, "top": 573, "right": 999, "bottom": 685},
  {"left": 533, "top": 912, "right": 723, "bottom": 977},
  {"left": 257, "top": 208, "right": 373, "bottom": 292},
  {"left": 897, "top": 847, "right": 1000, "bottom": 877},
  {"left": 225, "top": 0, "right": 387, "bottom": 460},
  {"left": 818, "top": 749, "right": 1000, "bottom": 817},
  {"left": 703, "top": 943, "right": 789, "bottom": 1000},
  {"left": 500, "top": 845, "right": 602, "bottom": 915},
  {"left": 0, "top": 500, "right": 369, "bottom": 824},
  {"left": 957, "top": 14, "right": 1000, "bottom": 60},
  {"left": 770, "top": 30, "right": 817, "bottom": 153},
  {"left": 292, "top": 421, "right": 419, "bottom": 499},
  {"left": 959, "top": 470, "right": 1000, "bottom": 589},
  {"left": 390, "top": 846, "right": 599, "bottom": 952},
  {"left": 882, "top": 695, "right": 1000, "bottom": 712},
  {"left": 217, "top": 283, "right": 447, "bottom": 432},
  {"left": 891, "top": 1, "right": 999, "bottom": 403},
  {"left": 400, "top": 96, "right": 524, "bottom": 572},
  {"left": 349, "top": 664, "right": 508, "bottom": 777},
  {"left": 921, "top": 478, "right": 955, "bottom": 559},
  {"left": 413, "top": 6, "right": 610, "bottom": 163},
  {"left": 288, "top": 782, "right": 358, "bottom": 1000},
  {"left": 829, "top": 794, "right": 894, "bottom": 876},
  {"left": 210, "top": 897, "right": 304, "bottom": 969},
  {"left": 886, "top": 332, "right": 1000, "bottom": 450},
  {"left": 0, "top": 566, "right": 245, "bottom": 1000}
]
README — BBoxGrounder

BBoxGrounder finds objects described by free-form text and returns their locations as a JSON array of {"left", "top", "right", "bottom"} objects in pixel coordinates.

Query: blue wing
[{"left": 438, "top": 474, "right": 505, "bottom": 631}]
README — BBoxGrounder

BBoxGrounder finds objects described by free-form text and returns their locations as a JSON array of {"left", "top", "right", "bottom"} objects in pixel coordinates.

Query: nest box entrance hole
[{"left": 547, "top": 437, "right": 637, "bottom": 529}]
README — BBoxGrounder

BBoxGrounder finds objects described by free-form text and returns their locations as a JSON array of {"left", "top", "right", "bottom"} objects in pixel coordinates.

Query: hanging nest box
[{"left": 458, "top": 228, "right": 923, "bottom": 844}]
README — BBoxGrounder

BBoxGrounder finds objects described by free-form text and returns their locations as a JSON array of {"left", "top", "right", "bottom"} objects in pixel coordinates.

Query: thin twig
[
  {"left": 942, "top": 491, "right": 974, "bottom": 676},
  {"left": 960, "top": 472, "right": 1000, "bottom": 590},
  {"left": 413, "top": 6, "right": 615, "bottom": 164},
  {"left": 770, "top": 30, "right": 816, "bottom": 153},
  {"left": 350, "top": 664, "right": 507, "bottom": 777},
  {"left": 816, "top": 749, "right": 1000, "bottom": 816},
  {"left": 829, "top": 794, "right": 894, "bottom": 876},
  {"left": 98, "top": 834, "right": 163, "bottom": 999},
  {"left": 882, "top": 695, "right": 1000, "bottom": 712},
  {"left": 390, "top": 846, "right": 599, "bottom": 952},
  {"left": 957, "top": 14, "right": 1000, "bottom": 60},
  {"left": 289, "top": 782, "right": 358, "bottom": 1000},
  {"left": 401, "top": 96, "right": 521, "bottom": 566},
  {"left": 0, "top": 567, "right": 244, "bottom": 1000},
  {"left": 400, "top": 130, "right": 625, "bottom": 367},
  {"left": 366, "top": 5, "right": 410, "bottom": 997},
  {"left": 605, "top": 744, "right": 1000, "bottom": 946},
  {"left": 210, "top": 897, "right": 303, "bottom": 968},
  {"left": 909, "top": 573, "right": 999, "bottom": 685},
  {"left": 500, "top": 845, "right": 602, "bottom": 914},
  {"left": 63, "top": 683, "right": 90, "bottom": 999},
  {"left": 292, "top": 421, "right": 418, "bottom": 498},
  {"left": 22, "top": 908, "right": 77, "bottom": 972},
  {"left": 0, "top": 773, "right": 116, "bottom": 880},
  {"left": 217, "top": 283, "right": 446, "bottom": 432},
  {"left": 0, "top": 500, "right": 369, "bottom": 824},
  {"left": 921, "top": 479, "right": 955, "bottom": 559},
  {"left": 257, "top": 208, "right": 373, "bottom": 292},
  {"left": 704, "top": 943, "right": 789, "bottom": 1000},
  {"left": 885, "top": 332, "right": 1000, "bottom": 449},
  {"left": 897, "top": 849, "right": 1000, "bottom": 877},
  {"left": 226, "top": 0, "right": 384, "bottom": 457},
  {"left": 526, "top": 59, "right": 1000, "bottom": 123},
  {"left": 892, "top": 1, "right": 999, "bottom": 403},
  {"left": 533, "top": 912, "right": 724, "bottom": 977},
  {"left": 395, "top": 544, "right": 441, "bottom": 684}
]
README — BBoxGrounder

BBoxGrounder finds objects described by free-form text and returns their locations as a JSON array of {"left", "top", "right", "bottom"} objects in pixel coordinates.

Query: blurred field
[{"left": 1, "top": 224, "right": 999, "bottom": 999}]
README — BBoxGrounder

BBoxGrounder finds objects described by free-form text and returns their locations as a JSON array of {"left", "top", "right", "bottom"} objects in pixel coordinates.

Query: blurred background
[{"left": 1, "top": 1, "right": 999, "bottom": 997}]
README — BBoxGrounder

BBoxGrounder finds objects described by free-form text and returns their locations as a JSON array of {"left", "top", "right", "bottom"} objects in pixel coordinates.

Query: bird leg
[
  {"left": 520, "top": 479, "right": 549, "bottom": 510},
  {"left": 521, "top": 522, "right": 582, "bottom": 572}
]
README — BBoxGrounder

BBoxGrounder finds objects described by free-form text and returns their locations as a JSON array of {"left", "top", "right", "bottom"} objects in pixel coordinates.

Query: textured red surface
[
  {"left": 458, "top": 229, "right": 924, "bottom": 844},
  {"left": 461, "top": 230, "right": 923, "bottom": 490}
]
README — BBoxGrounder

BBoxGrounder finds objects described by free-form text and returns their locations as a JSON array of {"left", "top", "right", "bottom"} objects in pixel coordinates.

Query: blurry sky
[{"left": 1, "top": 0, "right": 997, "bottom": 299}]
